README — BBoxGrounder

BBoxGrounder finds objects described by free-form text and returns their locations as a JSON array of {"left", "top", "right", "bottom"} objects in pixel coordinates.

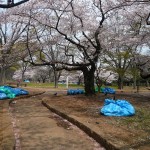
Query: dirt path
[
  {"left": 0, "top": 100, "right": 15, "bottom": 150},
  {"left": 9, "top": 94, "right": 105, "bottom": 150},
  {"left": 1, "top": 88, "right": 149, "bottom": 150}
]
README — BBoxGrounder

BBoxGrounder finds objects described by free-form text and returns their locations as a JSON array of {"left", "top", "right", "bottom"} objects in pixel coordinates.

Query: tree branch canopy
[
  {"left": 146, "top": 13, "right": 150, "bottom": 25},
  {"left": 0, "top": 0, "right": 29, "bottom": 8}
]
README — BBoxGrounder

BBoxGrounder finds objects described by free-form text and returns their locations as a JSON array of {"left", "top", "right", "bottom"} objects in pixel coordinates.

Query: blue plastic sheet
[
  {"left": 0, "top": 93, "right": 8, "bottom": 100},
  {"left": 11, "top": 88, "right": 29, "bottom": 96},
  {"left": 24, "top": 80, "right": 30, "bottom": 83},
  {"left": 0, "top": 86, "right": 29, "bottom": 100},
  {"left": 67, "top": 89, "right": 84, "bottom": 95},
  {"left": 0, "top": 86, "right": 15, "bottom": 98},
  {"left": 100, "top": 99, "right": 135, "bottom": 116},
  {"left": 102, "top": 87, "right": 115, "bottom": 94}
]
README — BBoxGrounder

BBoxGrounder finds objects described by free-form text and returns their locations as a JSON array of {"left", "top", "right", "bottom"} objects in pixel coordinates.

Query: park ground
[{"left": 0, "top": 85, "right": 150, "bottom": 150}]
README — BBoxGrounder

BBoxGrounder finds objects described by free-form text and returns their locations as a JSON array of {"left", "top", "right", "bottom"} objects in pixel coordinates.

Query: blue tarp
[
  {"left": 0, "top": 86, "right": 15, "bottom": 99},
  {"left": 0, "top": 86, "right": 29, "bottom": 100},
  {"left": 10, "top": 88, "right": 29, "bottom": 96},
  {"left": 102, "top": 87, "right": 115, "bottom": 94},
  {"left": 24, "top": 80, "right": 30, "bottom": 83},
  {"left": 100, "top": 99, "right": 135, "bottom": 116},
  {"left": 0, "top": 93, "right": 8, "bottom": 100},
  {"left": 95, "top": 87, "right": 105, "bottom": 93},
  {"left": 67, "top": 89, "right": 84, "bottom": 95}
]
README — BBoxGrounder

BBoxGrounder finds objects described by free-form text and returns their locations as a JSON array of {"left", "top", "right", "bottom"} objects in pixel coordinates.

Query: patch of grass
[
  {"left": 26, "top": 82, "right": 84, "bottom": 89},
  {"left": 115, "top": 107, "right": 150, "bottom": 131},
  {"left": 26, "top": 82, "right": 54, "bottom": 88}
]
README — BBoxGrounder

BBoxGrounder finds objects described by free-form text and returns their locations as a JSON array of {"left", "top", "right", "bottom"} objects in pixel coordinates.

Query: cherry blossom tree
[
  {"left": 123, "top": 4, "right": 150, "bottom": 78},
  {"left": 0, "top": 10, "right": 28, "bottom": 84},
  {"left": 33, "top": 66, "right": 51, "bottom": 83},
  {"left": 134, "top": 55, "right": 150, "bottom": 78},
  {"left": 16, "top": 0, "right": 138, "bottom": 95},
  {"left": 103, "top": 2, "right": 150, "bottom": 88},
  {"left": 10, "top": 0, "right": 150, "bottom": 94}
]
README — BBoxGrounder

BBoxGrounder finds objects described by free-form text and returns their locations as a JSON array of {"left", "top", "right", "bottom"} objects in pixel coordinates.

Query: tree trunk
[
  {"left": 54, "top": 76, "right": 58, "bottom": 88},
  {"left": 83, "top": 67, "right": 95, "bottom": 95},
  {"left": 146, "top": 80, "right": 149, "bottom": 87},
  {"left": 136, "top": 79, "right": 140, "bottom": 93},
  {"left": 21, "top": 71, "right": 25, "bottom": 82},
  {"left": 42, "top": 79, "right": 46, "bottom": 83},
  {"left": 133, "top": 77, "right": 136, "bottom": 89},
  {"left": 95, "top": 78, "right": 103, "bottom": 93},
  {"left": 77, "top": 76, "right": 81, "bottom": 85},
  {"left": 0, "top": 67, "right": 6, "bottom": 85},
  {"left": 0, "top": 69, "right": 2, "bottom": 85},
  {"left": 53, "top": 67, "right": 58, "bottom": 88},
  {"left": 118, "top": 76, "right": 124, "bottom": 90}
]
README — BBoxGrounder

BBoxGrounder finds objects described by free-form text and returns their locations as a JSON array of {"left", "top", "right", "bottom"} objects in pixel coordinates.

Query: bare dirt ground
[
  {"left": 41, "top": 90, "right": 150, "bottom": 150},
  {"left": 0, "top": 89, "right": 105, "bottom": 150},
  {"left": 0, "top": 88, "right": 150, "bottom": 150},
  {"left": 0, "top": 100, "right": 15, "bottom": 150}
]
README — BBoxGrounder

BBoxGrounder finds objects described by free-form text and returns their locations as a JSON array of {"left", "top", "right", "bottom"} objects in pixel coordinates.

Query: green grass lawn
[
  {"left": 25, "top": 82, "right": 149, "bottom": 92},
  {"left": 26, "top": 82, "right": 84, "bottom": 89}
]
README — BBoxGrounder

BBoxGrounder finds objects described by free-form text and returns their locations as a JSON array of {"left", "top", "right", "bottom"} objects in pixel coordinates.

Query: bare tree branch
[
  {"left": 146, "top": 13, "right": 150, "bottom": 25},
  {"left": 0, "top": 0, "right": 29, "bottom": 8}
]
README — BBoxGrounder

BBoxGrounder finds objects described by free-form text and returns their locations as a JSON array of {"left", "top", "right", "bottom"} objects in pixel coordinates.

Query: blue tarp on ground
[
  {"left": 95, "top": 87, "right": 115, "bottom": 94},
  {"left": 95, "top": 87, "right": 105, "bottom": 92},
  {"left": 24, "top": 80, "right": 30, "bottom": 83},
  {"left": 100, "top": 99, "right": 135, "bottom": 116},
  {"left": 0, "top": 93, "right": 8, "bottom": 100},
  {"left": 10, "top": 88, "right": 29, "bottom": 96},
  {"left": 67, "top": 89, "right": 84, "bottom": 95},
  {"left": 0, "top": 86, "right": 29, "bottom": 100},
  {"left": 102, "top": 87, "right": 116, "bottom": 94}
]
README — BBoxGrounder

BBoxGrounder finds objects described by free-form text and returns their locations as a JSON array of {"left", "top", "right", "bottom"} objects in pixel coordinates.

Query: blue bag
[
  {"left": 67, "top": 89, "right": 84, "bottom": 95},
  {"left": 100, "top": 99, "right": 135, "bottom": 116},
  {"left": 12, "top": 88, "right": 29, "bottom": 95},
  {"left": 103, "top": 87, "right": 115, "bottom": 94},
  {"left": 0, "top": 93, "right": 8, "bottom": 100},
  {"left": 0, "top": 86, "right": 29, "bottom": 100}
]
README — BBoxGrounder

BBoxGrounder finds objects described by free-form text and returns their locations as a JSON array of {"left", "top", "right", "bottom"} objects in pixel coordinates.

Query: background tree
[
  {"left": 127, "top": 62, "right": 140, "bottom": 89},
  {"left": 104, "top": 46, "right": 132, "bottom": 89},
  {"left": 134, "top": 55, "right": 150, "bottom": 79},
  {"left": 34, "top": 66, "right": 50, "bottom": 83},
  {"left": 2, "top": 0, "right": 149, "bottom": 94},
  {"left": 17, "top": 0, "right": 141, "bottom": 95},
  {"left": 0, "top": 10, "right": 27, "bottom": 84},
  {"left": 95, "top": 60, "right": 115, "bottom": 92},
  {"left": 17, "top": 60, "right": 30, "bottom": 81}
]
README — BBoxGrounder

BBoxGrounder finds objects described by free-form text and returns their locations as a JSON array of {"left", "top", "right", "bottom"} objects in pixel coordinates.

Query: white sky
[{"left": 0, "top": 0, "right": 20, "bottom": 4}]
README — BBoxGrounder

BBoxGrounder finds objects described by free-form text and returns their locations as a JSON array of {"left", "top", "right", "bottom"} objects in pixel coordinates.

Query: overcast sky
[{"left": 0, "top": 0, "right": 20, "bottom": 4}]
